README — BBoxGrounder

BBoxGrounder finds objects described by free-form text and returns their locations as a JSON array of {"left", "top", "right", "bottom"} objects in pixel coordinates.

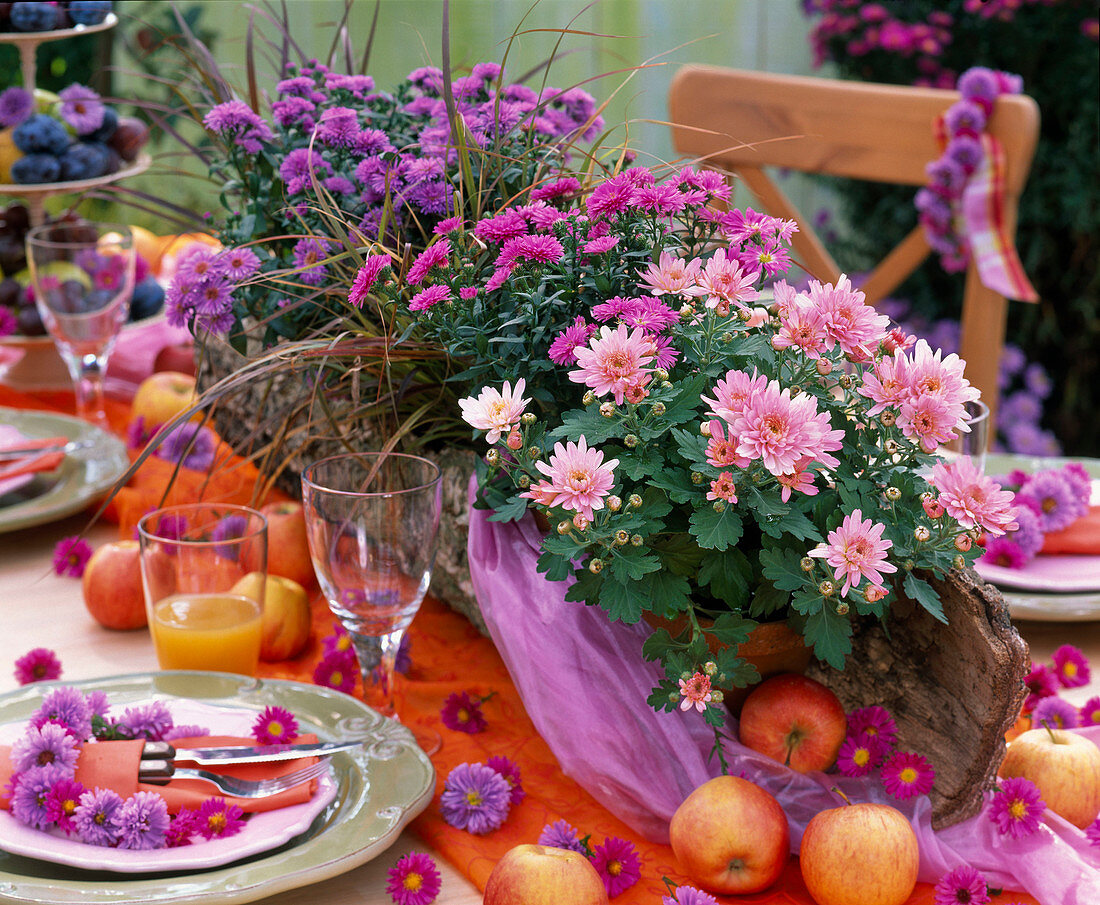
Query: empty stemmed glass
[
  {"left": 301, "top": 451, "right": 442, "bottom": 753},
  {"left": 25, "top": 221, "right": 135, "bottom": 429}
]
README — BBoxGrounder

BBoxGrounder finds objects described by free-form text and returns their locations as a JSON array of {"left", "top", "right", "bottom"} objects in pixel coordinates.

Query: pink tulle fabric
[{"left": 468, "top": 496, "right": 1100, "bottom": 899}]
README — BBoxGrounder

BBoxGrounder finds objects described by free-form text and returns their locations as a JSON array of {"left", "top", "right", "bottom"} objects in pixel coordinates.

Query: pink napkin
[
  {"left": 106, "top": 319, "right": 194, "bottom": 394},
  {"left": 0, "top": 426, "right": 66, "bottom": 496},
  {"left": 1041, "top": 506, "right": 1100, "bottom": 556}
]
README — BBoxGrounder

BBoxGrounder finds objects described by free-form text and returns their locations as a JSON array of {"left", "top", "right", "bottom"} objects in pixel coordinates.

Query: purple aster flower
[
  {"left": 291, "top": 236, "right": 331, "bottom": 286},
  {"left": 406, "top": 239, "right": 451, "bottom": 286},
  {"left": 116, "top": 791, "right": 170, "bottom": 850},
  {"left": 353, "top": 128, "right": 393, "bottom": 155},
  {"left": 486, "top": 756, "right": 525, "bottom": 807},
  {"left": 252, "top": 705, "right": 299, "bottom": 744},
  {"left": 52, "top": 536, "right": 93, "bottom": 578},
  {"left": 433, "top": 216, "right": 463, "bottom": 235},
  {"left": 945, "top": 135, "right": 984, "bottom": 174},
  {"left": 439, "top": 762, "right": 511, "bottom": 834},
  {"left": 1017, "top": 471, "right": 1084, "bottom": 532},
  {"left": 1023, "top": 363, "right": 1052, "bottom": 399},
  {"left": 119, "top": 701, "right": 174, "bottom": 740},
  {"left": 440, "top": 691, "right": 487, "bottom": 734},
  {"left": 531, "top": 177, "right": 581, "bottom": 203},
  {"left": 538, "top": 819, "right": 588, "bottom": 854},
  {"left": 0, "top": 86, "right": 33, "bottom": 127},
  {"left": 193, "top": 276, "right": 234, "bottom": 318},
  {"left": 313, "top": 648, "right": 358, "bottom": 694},
  {"left": 1031, "top": 696, "right": 1079, "bottom": 730},
  {"left": 989, "top": 777, "right": 1044, "bottom": 839},
  {"left": 591, "top": 296, "right": 638, "bottom": 323},
  {"left": 582, "top": 235, "right": 620, "bottom": 255},
  {"left": 271, "top": 96, "right": 316, "bottom": 130},
  {"left": 58, "top": 84, "right": 105, "bottom": 135},
  {"left": 165, "top": 807, "right": 197, "bottom": 847},
  {"left": 14, "top": 647, "right": 62, "bottom": 685},
  {"left": 509, "top": 234, "right": 565, "bottom": 265},
  {"left": 1052, "top": 645, "right": 1091, "bottom": 689},
  {"left": 203, "top": 100, "right": 272, "bottom": 153},
  {"left": 926, "top": 157, "right": 968, "bottom": 195},
  {"left": 162, "top": 723, "right": 210, "bottom": 740},
  {"left": 31, "top": 687, "right": 92, "bottom": 739},
  {"left": 1081, "top": 697, "right": 1100, "bottom": 727},
  {"left": 314, "top": 106, "right": 361, "bottom": 148},
  {"left": 322, "top": 175, "right": 356, "bottom": 196},
  {"left": 625, "top": 297, "right": 680, "bottom": 333},
  {"left": 218, "top": 246, "right": 261, "bottom": 281},
  {"left": 957, "top": 67, "right": 1000, "bottom": 107},
  {"left": 408, "top": 284, "right": 451, "bottom": 312},
  {"left": 933, "top": 864, "right": 990, "bottom": 905},
  {"left": 155, "top": 422, "right": 217, "bottom": 473},
  {"left": 325, "top": 72, "right": 374, "bottom": 97},
  {"left": 279, "top": 148, "right": 332, "bottom": 195},
  {"left": 663, "top": 887, "right": 720, "bottom": 905},
  {"left": 548, "top": 316, "right": 596, "bottom": 365},
  {"left": 11, "top": 722, "right": 80, "bottom": 773},
  {"left": 981, "top": 536, "right": 1027, "bottom": 569},
  {"left": 945, "top": 99, "right": 986, "bottom": 138},
  {"left": 12, "top": 764, "right": 70, "bottom": 830},
  {"left": 591, "top": 836, "right": 641, "bottom": 897},
  {"left": 195, "top": 797, "right": 245, "bottom": 839},
  {"left": 208, "top": 513, "right": 248, "bottom": 561},
  {"left": 386, "top": 851, "right": 442, "bottom": 905},
  {"left": 0, "top": 305, "right": 16, "bottom": 338},
  {"left": 45, "top": 777, "right": 85, "bottom": 834},
  {"left": 650, "top": 334, "right": 680, "bottom": 370},
  {"left": 472, "top": 209, "right": 528, "bottom": 244}
]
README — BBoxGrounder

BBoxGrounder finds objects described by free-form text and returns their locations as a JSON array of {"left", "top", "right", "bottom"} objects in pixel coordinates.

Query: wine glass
[
  {"left": 301, "top": 451, "right": 442, "bottom": 753},
  {"left": 25, "top": 221, "right": 135, "bottom": 430}
]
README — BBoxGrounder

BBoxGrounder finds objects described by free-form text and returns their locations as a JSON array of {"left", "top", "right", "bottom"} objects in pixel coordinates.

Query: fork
[{"left": 138, "top": 759, "right": 330, "bottom": 798}]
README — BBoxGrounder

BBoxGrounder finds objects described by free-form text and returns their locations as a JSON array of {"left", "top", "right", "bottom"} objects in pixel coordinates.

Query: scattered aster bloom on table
[
  {"left": 1079, "top": 697, "right": 1100, "bottom": 727},
  {"left": 1051, "top": 644, "right": 1090, "bottom": 689},
  {"left": 988, "top": 777, "right": 1045, "bottom": 839},
  {"left": 836, "top": 732, "right": 883, "bottom": 777},
  {"left": 662, "top": 885, "right": 719, "bottom": 905},
  {"left": 537, "top": 819, "right": 589, "bottom": 855},
  {"left": 57, "top": 83, "right": 106, "bottom": 135},
  {"left": 195, "top": 797, "right": 246, "bottom": 840},
  {"left": 881, "top": 750, "right": 936, "bottom": 800},
  {"left": 0, "top": 305, "right": 16, "bottom": 338},
  {"left": 73, "top": 787, "right": 126, "bottom": 847},
  {"left": 154, "top": 422, "right": 218, "bottom": 472},
  {"left": 31, "top": 686, "right": 92, "bottom": 739},
  {"left": 846, "top": 705, "right": 898, "bottom": 749},
  {"left": 13, "top": 647, "right": 61, "bottom": 685},
  {"left": 486, "top": 755, "right": 525, "bottom": 807},
  {"left": 439, "top": 691, "right": 488, "bottom": 734},
  {"left": 313, "top": 648, "right": 358, "bottom": 694},
  {"left": 251, "top": 705, "right": 299, "bottom": 744},
  {"left": 590, "top": 835, "right": 641, "bottom": 897},
  {"left": 439, "top": 762, "right": 512, "bottom": 835},
  {"left": 1030, "top": 696, "right": 1079, "bottom": 730},
  {"left": 52, "top": 536, "right": 92, "bottom": 578},
  {"left": 116, "top": 791, "right": 171, "bottom": 850},
  {"left": 1022, "top": 663, "right": 1059, "bottom": 713},
  {"left": 165, "top": 807, "right": 198, "bottom": 847},
  {"left": 386, "top": 851, "right": 442, "bottom": 905},
  {"left": 933, "top": 864, "right": 991, "bottom": 905},
  {"left": 117, "top": 701, "right": 175, "bottom": 740}
]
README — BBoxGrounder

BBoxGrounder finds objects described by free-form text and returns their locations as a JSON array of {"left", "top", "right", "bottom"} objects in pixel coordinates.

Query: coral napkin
[
  {"left": 0, "top": 735, "right": 320, "bottom": 815},
  {"left": 1041, "top": 505, "right": 1100, "bottom": 555},
  {"left": 0, "top": 425, "right": 66, "bottom": 494}
]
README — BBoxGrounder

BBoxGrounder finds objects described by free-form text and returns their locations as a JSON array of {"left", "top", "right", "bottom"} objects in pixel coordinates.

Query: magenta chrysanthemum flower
[
  {"left": 1031, "top": 695, "right": 1079, "bottom": 730},
  {"left": 663, "top": 887, "right": 720, "bottom": 905},
  {"left": 195, "top": 797, "right": 246, "bottom": 839},
  {"left": 933, "top": 865, "right": 990, "bottom": 905},
  {"left": 538, "top": 819, "right": 588, "bottom": 854},
  {"left": 1051, "top": 645, "right": 1090, "bottom": 689},
  {"left": 989, "top": 777, "right": 1045, "bottom": 839},
  {"left": 348, "top": 255, "right": 390, "bottom": 308},
  {"left": 847, "top": 705, "right": 898, "bottom": 749},
  {"left": 591, "top": 836, "right": 641, "bottom": 897},
  {"left": 486, "top": 755, "right": 525, "bottom": 806},
  {"left": 165, "top": 807, "right": 197, "bottom": 847},
  {"left": 881, "top": 750, "right": 935, "bottom": 800},
  {"left": 252, "top": 705, "right": 300, "bottom": 744},
  {"left": 836, "top": 732, "right": 883, "bottom": 777},
  {"left": 459, "top": 379, "right": 529, "bottom": 445},
  {"left": 439, "top": 762, "right": 512, "bottom": 834},
  {"left": 809, "top": 509, "right": 897, "bottom": 597},
  {"left": 116, "top": 791, "right": 171, "bottom": 850},
  {"left": 14, "top": 647, "right": 62, "bottom": 685},
  {"left": 74, "top": 787, "right": 125, "bottom": 846},
  {"left": 524, "top": 436, "right": 619, "bottom": 522},
  {"left": 45, "top": 777, "right": 85, "bottom": 834},
  {"left": 313, "top": 649, "right": 358, "bottom": 694},
  {"left": 1023, "top": 663, "right": 1060, "bottom": 712},
  {"left": 386, "top": 851, "right": 442, "bottom": 905},
  {"left": 440, "top": 691, "right": 488, "bottom": 734},
  {"left": 52, "top": 536, "right": 93, "bottom": 578},
  {"left": 548, "top": 316, "right": 596, "bottom": 365},
  {"left": 406, "top": 239, "right": 451, "bottom": 286},
  {"left": 11, "top": 722, "right": 79, "bottom": 773},
  {"left": 1080, "top": 697, "right": 1100, "bottom": 727},
  {"left": 322, "top": 624, "right": 354, "bottom": 656}
]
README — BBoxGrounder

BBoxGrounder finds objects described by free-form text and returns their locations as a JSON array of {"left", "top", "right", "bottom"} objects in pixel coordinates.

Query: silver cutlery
[
  {"left": 138, "top": 759, "right": 330, "bottom": 798},
  {"left": 140, "top": 739, "right": 363, "bottom": 765}
]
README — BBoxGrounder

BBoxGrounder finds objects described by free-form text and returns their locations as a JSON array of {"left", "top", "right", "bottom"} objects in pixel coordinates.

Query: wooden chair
[{"left": 667, "top": 65, "right": 1040, "bottom": 426}]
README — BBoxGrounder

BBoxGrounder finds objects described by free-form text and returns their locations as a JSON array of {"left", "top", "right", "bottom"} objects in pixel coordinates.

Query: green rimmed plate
[
  {"left": 0, "top": 672, "right": 435, "bottom": 904},
  {"left": 0, "top": 408, "right": 128, "bottom": 534}
]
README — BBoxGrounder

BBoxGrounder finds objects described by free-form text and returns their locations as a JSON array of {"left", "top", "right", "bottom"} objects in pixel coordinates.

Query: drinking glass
[
  {"left": 301, "top": 452, "right": 442, "bottom": 752},
  {"left": 946, "top": 399, "right": 991, "bottom": 474},
  {"left": 25, "top": 221, "right": 135, "bottom": 430},
  {"left": 137, "top": 503, "right": 268, "bottom": 676}
]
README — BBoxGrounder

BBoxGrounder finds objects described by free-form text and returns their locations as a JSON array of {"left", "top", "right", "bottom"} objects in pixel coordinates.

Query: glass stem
[
  {"left": 348, "top": 627, "right": 404, "bottom": 718},
  {"left": 66, "top": 351, "right": 110, "bottom": 430}
]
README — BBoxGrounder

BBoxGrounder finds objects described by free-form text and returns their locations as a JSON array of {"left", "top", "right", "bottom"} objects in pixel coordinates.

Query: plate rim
[
  {"left": 0, "top": 671, "right": 436, "bottom": 905},
  {"left": 0, "top": 407, "right": 129, "bottom": 534}
]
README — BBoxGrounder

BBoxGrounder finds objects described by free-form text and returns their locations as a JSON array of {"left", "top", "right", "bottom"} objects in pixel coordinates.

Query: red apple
[
  {"left": 259, "top": 501, "right": 316, "bottom": 588},
  {"left": 799, "top": 801, "right": 919, "bottom": 905},
  {"left": 130, "top": 371, "right": 199, "bottom": 430},
  {"left": 999, "top": 727, "right": 1100, "bottom": 829},
  {"left": 738, "top": 674, "right": 847, "bottom": 773},
  {"left": 82, "top": 540, "right": 148, "bottom": 630},
  {"left": 669, "top": 775, "right": 789, "bottom": 894},
  {"left": 231, "top": 572, "right": 312, "bottom": 661},
  {"left": 484, "top": 844, "right": 608, "bottom": 905}
]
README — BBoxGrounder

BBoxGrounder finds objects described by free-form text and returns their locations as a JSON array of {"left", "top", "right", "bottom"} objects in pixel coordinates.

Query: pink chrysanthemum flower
[
  {"left": 1080, "top": 697, "right": 1100, "bottom": 726},
  {"left": 1051, "top": 644, "right": 1090, "bottom": 688},
  {"left": 904, "top": 339, "right": 980, "bottom": 419},
  {"left": 805, "top": 275, "right": 890, "bottom": 359},
  {"left": 704, "top": 369, "right": 769, "bottom": 425},
  {"left": 637, "top": 251, "right": 706, "bottom": 300},
  {"left": 408, "top": 284, "right": 451, "bottom": 312},
  {"left": 591, "top": 836, "right": 641, "bottom": 897},
  {"left": 777, "top": 462, "right": 818, "bottom": 502},
  {"left": 898, "top": 393, "right": 959, "bottom": 453},
  {"left": 591, "top": 295, "right": 638, "bottom": 323},
  {"left": 706, "top": 472, "right": 737, "bottom": 504},
  {"left": 678, "top": 672, "right": 713, "bottom": 712},
  {"left": 459, "top": 379, "right": 530, "bottom": 444},
  {"left": 704, "top": 420, "right": 745, "bottom": 469},
  {"left": 625, "top": 297, "right": 680, "bottom": 334},
  {"left": 836, "top": 732, "right": 884, "bottom": 777},
  {"left": 809, "top": 509, "right": 897, "bottom": 597},
  {"left": 52, "top": 536, "right": 92, "bottom": 578},
  {"left": 548, "top": 316, "right": 596, "bottom": 365},
  {"left": 695, "top": 247, "right": 760, "bottom": 310},
  {"left": 881, "top": 750, "right": 935, "bottom": 800},
  {"left": 773, "top": 299, "right": 827, "bottom": 359},
  {"left": 847, "top": 705, "right": 898, "bottom": 749},
  {"left": 251, "top": 705, "right": 299, "bottom": 745},
  {"left": 486, "top": 755, "right": 525, "bottom": 806},
  {"left": 569, "top": 324, "right": 655, "bottom": 405},
  {"left": 731, "top": 379, "right": 844, "bottom": 477},
  {"left": 1022, "top": 663, "right": 1060, "bottom": 713},
  {"left": 859, "top": 352, "right": 911, "bottom": 415},
  {"left": 347, "top": 255, "right": 390, "bottom": 308},
  {"left": 989, "top": 777, "right": 1045, "bottom": 839},
  {"left": 929, "top": 457, "right": 1018, "bottom": 537},
  {"left": 526, "top": 436, "right": 619, "bottom": 522},
  {"left": 386, "top": 851, "right": 442, "bottom": 905},
  {"left": 195, "top": 797, "right": 246, "bottom": 840},
  {"left": 14, "top": 648, "right": 62, "bottom": 685},
  {"left": 933, "top": 865, "right": 990, "bottom": 905},
  {"left": 440, "top": 691, "right": 487, "bottom": 734}
]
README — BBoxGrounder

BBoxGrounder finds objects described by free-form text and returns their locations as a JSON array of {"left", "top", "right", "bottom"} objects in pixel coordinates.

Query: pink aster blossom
[
  {"left": 584, "top": 235, "right": 620, "bottom": 255},
  {"left": 440, "top": 691, "right": 488, "bottom": 734},
  {"left": 637, "top": 251, "right": 706, "bottom": 300},
  {"left": 408, "top": 284, "right": 451, "bottom": 311},
  {"left": 548, "top": 316, "right": 596, "bottom": 365},
  {"left": 929, "top": 457, "right": 1018, "bottom": 537},
  {"left": 695, "top": 247, "right": 760, "bottom": 310},
  {"left": 486, "top": 755, "right": 525, "bottom": 806},
  {"left": 386, "top": 851, "right": 442, "bottom": 905},
  {"left": 14, "top": 648, "right": 62, "bottom": 685},
  {"left": 195, "top": 797, "right": 245, "bottom": 840},
  {"left": 406, "top": 239, "right": 450, "bottom": 286},
  {"left": 1031, "top": 696, "right": 1079, "bottom": 730},
  {"left": 251, "top": 705, "right": 299, "bottom": 744},
  {"left": 509, "top": 234, "right": 565, "bottom": 265},
  {"left": 525, "top": 436, "right": 618, "bottom": 522},
  {"left": 809, "top": 509, "right": 897, "bottom": 597},
  {"left": 313, "top": 649, "right": 358, "bottom": 694},
  {"left": 881, "top": 750, "right": 935, "bottom": 800},
  {"left": 348, "top": 255, "right": 390, "bottom": 307},
  {"left": 1023, "top": 663, "right": 1059, "bottom": 712},
  {"left": 1051, "top": 644, "right": 1090, "bottom": 688},
  {"left": 459, "top": 379, "right": 530, "bottom": 444},
  {"left": 679, "top": 672, "right": 713, "bottom": 711},
  {"left": 591, "top": 836, "right": 641, "bottom": 897},
  {"left": 805, "top": 275, "right": 890, "bottom": 359},
  {"left": 568, "top": 324, "right": 655, "bottom": 405},
  {"left": 706, "top": 472, "right": 737, "bottom": 504},
  {"left": 933, "top": 865, "right": 990, "bottom": 905},
  {"left": 836, "top": 732, "right": 883, "bottom": 776},
  {"left": 847, "top": 705, "right": 898, "bottom": 749},
  {"left": 1080, "top": 697, "right": 1100, "bottom": 726},
  {"left": 989, "top": 777, "right": 1045, "bottom": 839},
  {"left": 52, "top": 536, "right": 92, "bottom": 578}
]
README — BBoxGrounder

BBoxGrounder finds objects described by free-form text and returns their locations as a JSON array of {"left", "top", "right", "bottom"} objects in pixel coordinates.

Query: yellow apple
[
  {"left": 999, "top": 727, "right": 1100, "bottom": 829},
  {"left": 799, "top": 802, "right": 918, "bottom": 905},
  {"left": 231, "top": 572, "right": 311, "bottom": 661},
  {"left": 82, "top": 541, "right": 148, "bottom": 630},
  {"left": 670, "top": 775, "right": 789, "bottom": 894},
  {"left": 130, "top": 371, "right": 200, "bottom": 430},
  {"left": 484, "top": 844, "right": 608, "bottom": 905}
]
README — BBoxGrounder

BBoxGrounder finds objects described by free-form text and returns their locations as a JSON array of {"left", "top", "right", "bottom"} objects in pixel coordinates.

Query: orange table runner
[{"left": 0, "top": 386, "right": 1040, "bottom": 905}]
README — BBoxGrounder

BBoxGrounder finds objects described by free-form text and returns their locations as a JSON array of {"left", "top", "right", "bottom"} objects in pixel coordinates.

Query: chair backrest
[{"left": 667, "top": 64, "right": 1040, "bottom": 427}]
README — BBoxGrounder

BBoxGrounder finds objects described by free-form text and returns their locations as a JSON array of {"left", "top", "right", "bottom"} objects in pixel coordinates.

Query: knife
[{"left": 140, "top": 739, "right": 364, "bottom": 765}]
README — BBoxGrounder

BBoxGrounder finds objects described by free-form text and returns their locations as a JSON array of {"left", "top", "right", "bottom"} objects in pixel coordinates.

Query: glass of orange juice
[{"left": 137, "top": 503, "right": 268, "bottom": 676}]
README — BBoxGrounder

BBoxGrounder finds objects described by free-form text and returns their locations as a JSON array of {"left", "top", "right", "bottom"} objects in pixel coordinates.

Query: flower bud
[
  {"left": 527, "top": 446, "right": 541, "bottom": 459},
  {"left": 703, "top": 661, "right": 718, "bottom": 676},
  {"left": 679, "top": 304, "right": 695, "bottom": 319},
  {"left": 815, "top": 358, "right": 833, "bottom": 376},
  {"left": 506, "top": 429, "right": 523, "bottom": 450},
  {"left": 654, "top": 368, "right": 669, "bottom": 382},
  {"left": 884, "top": 486, "right": 901, "bottom": 501},
  {"left": 700, "top": 421, "right": 712, "bottom": 437},
  {"left": 914, "top": 525, "right": 931, "bottom": 542},
  {"left": 880, "top": 410, "right": 897, "bottom": 427},
  {"left": 836, "top": 602, "right": 850, "bottom": 616},
  {"left": 516, "top": 474, "right": 531, "bottom": 488},
  {"left": 953, "top": 554, "right": 966, "bottom": 570},
  {"left": 710, "top": 690, "right": 724, "bottom": 704},
  {"left": 630, "top": 534, "right": 643, "bottom": 546},
  {"left": 624, "top": 434, "right": 639, "bottom": 448},
  {"left": 883, "top": 439, "right": 899, "bottom": 455},
  {"left": 691, "top": 472, "right": 705, "bottom": 485},
  {"left": 721, "top": 332, "right": 734, "bottom": 343},
  {"left": 588, "top": 557, "right": 604, "bottom": 574},
  {"left": 651, "top": 401, "right": 666, "bottom": 416},
  {"left": 903, "top": 559, "right": 915, "bottom": 571},
  {"left": 627, "top": 494, "right": 643, "bottom": 509},
  {"left": 954, "top": 533, "right": 972, "bottom": 552},
  {"left": 521, "top": 412, "right": 537, "bottom": 425},
  {"left": 669, "top": 691, "right": 680, "bottom": 704},
  {"left": 599, "top": 401, "right": 615, "bottom": 418},
  {"left": 801, "top": 557, "right": 815, "bottom": 572},
  {"left": 713, "top": 501, "right": 726, "bottom": 513},
  {"left": 572, "top": 513, "right": 590, "bottom": 530},
  {"left": 865, "top": 585, "right": 888, "bottom": 603},
  {"left": 789, "top": 384, "right": 801, "bottom": 396},
  {"left": 838, "top": 375, "right": 853, "bottom": 390},
  {"left": 614, "top": 529, "right": 630, "bottom": 545},
  {"left": 922, "top": 497, "right": 945, "bottom": 518},
  {"left": 607, "top": 495, "right": 622, "bottom": 512},
  {"left": 583, "top": 391, "right": 596, "bottom": 406},
  {"left": 819, "top": 580, "right": 835, "bottom": 597},
  {"left": 557, "top": 520, "right": 572, "bottom": 535},
  {"left": 485, "top": 448, "right": 500, "bottom": 465},
  {"left": 680, "top": 670, "right": 693, "bottom": 682},
  {"left": 771, "top": 336, "right": 785, "bottom": 351}
]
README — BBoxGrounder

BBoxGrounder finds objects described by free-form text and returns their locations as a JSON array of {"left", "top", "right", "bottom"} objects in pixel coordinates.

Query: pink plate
[{"left": 975, "top": 553, "right": 1100, "bottom": 594}]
